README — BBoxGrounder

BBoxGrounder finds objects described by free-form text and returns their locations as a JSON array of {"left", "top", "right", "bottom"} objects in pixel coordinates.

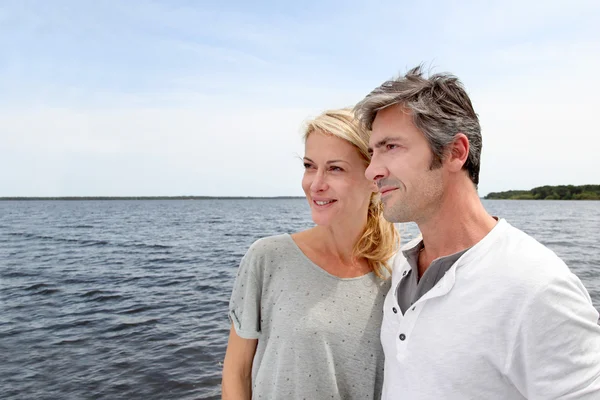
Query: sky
[{"left": 1, "top": 0, "right": 599, "bottom": 197}]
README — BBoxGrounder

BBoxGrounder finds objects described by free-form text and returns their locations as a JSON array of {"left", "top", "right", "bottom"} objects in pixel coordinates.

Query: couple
[{"left": 222, "top": 66, "right": 600, "bottom": 399}]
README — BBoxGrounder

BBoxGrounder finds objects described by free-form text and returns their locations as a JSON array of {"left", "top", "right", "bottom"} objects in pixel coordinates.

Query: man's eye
[{"left": 386, "top": 144, "right": 398, "bottom": 150}]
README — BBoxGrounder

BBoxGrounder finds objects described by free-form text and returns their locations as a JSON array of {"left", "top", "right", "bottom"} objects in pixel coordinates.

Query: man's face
[{"left": 365, "top": 105, "right": 444, "bottom": 224}]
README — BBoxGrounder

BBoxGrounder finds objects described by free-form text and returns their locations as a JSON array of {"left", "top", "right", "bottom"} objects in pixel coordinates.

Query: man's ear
[{"left": 445, "top": 133, "right": 469, "bottom": 172}]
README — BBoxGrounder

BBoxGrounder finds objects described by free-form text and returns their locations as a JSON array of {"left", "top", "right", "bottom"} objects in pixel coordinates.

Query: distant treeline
[
  {"left": 485, "top": 185, "right": 600, "bottom": 200},
  {"left": 0, "top": 196, "right": 305, "bottom": 201}
]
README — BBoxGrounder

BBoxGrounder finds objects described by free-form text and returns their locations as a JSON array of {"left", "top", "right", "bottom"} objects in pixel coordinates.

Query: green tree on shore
[{"left": 485, "top": 185, "right": 600, "bottom": 200}]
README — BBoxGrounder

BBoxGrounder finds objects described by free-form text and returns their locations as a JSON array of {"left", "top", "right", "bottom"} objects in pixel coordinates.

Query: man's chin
[
  {"left": 382, "top": 209, "right": 402, "bottom": 224},
  {"left": 382, "top": 204, "right": 410, "bottom": 224}
]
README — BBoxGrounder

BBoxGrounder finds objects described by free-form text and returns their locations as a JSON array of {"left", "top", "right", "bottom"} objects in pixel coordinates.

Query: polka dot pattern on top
[{"left": 229, "top": 234, "right": 391, "bottom": 399}]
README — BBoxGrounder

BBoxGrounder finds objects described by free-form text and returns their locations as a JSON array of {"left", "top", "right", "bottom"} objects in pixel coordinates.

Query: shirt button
[
  {"left": 392, "top": 307, "right": 397, "bottom": 314},
  {"left": 399, "top": 334, "right": 406, "bottom": 341}
]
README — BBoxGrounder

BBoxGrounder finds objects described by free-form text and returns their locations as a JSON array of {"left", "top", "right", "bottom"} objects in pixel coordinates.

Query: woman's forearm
[
  {"left": 222, "top": 368, "right": 252, "bottom": 400},
  {"left": 222, "top": 325, "right": 257, "bottom": 400}
]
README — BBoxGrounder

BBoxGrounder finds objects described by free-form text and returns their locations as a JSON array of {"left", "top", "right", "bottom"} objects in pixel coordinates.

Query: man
[{"left": 354, "top": 66, "right": 600, "bottom": 399}]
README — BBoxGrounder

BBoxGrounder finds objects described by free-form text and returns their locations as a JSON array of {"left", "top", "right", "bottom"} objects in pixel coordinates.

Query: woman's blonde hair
[{"left": 303, "top": 108, "right": 399, "bottom": 278}]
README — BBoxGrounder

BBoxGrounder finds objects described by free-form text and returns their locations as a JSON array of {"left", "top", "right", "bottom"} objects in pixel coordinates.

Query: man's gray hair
[{"left": 354, "top": 65, "right": 482, "bottom": 186}]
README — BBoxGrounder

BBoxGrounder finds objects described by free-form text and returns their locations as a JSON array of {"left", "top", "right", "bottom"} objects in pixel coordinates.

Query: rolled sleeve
[{"left": 228, "top": 246, "right": 263, "bottom": 339}]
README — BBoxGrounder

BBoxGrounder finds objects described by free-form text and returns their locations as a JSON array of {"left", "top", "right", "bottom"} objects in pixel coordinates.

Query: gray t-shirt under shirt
[
  {"left": 229, "top": 234, "right": 391, "bottom": 400},
  {"left": 396, "top": 240, "right": 469, "bottom": 314}
]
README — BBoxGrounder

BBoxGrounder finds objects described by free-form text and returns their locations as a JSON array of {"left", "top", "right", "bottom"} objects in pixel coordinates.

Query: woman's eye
[
  {"left": 303, "top": 163, "right": 312, "bottom": 169},
  {"left": 330, "top": 166, "right": 343, "bottom": 172}
]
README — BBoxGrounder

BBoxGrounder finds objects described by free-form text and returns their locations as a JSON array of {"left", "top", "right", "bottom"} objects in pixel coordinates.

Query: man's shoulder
[
  {"left": 492, "top": 221, "right": 567, "bottom": 268},
  {"left": 471, "top": 220, "right": 573, "bottom": 288}
]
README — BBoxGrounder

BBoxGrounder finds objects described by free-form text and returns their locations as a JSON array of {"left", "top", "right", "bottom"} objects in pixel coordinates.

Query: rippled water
[{"left": 1, "top": 199, "right": 599, "bottom": 399}]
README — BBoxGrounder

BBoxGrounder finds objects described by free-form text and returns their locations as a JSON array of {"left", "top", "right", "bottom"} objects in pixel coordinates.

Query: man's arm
[{"left": 506, "top": 273, "right": 600, "bottom": 399}]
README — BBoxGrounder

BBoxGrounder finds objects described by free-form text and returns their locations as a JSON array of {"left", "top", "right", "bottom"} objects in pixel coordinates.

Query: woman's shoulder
[
  {"left": 237, "top": 233, "right": 300, "bottom": 282},
  {"left": 246, "top": 233, "right": 294, "bottom": 255}
]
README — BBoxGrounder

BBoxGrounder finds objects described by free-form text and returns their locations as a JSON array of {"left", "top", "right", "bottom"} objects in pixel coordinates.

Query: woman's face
[{"left": 302, "top": 130, "right": 376, "bottom": 227}]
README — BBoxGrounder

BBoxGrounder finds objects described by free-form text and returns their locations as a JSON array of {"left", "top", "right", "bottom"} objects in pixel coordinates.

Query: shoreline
[{"left": 0, "top": 196, "right": 306, "bottom": 201}]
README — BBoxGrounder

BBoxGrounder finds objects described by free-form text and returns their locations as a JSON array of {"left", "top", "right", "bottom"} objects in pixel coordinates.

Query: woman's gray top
[{"left": 229, "top": 234, "right": 391, "bottom": 399}]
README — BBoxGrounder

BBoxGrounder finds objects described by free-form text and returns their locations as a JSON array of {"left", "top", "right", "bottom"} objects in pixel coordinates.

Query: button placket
[
  {"left": 394, "top": 294, "right": 429, "bottom": 359},
  {"left": 391, "top": 266, "right": 410, "bottom": 317},
  {"left": 390, "top": 263, "right": 414, "bottom": 360}
]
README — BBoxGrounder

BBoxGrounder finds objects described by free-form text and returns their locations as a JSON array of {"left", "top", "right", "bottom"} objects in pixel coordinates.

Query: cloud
[
  {"left": 0, "top": 0, "right": 599, "bottom": 196},
  {"left": 0, "top": 105, "right": 321, "bottom": 196},
  {"left": 474, "top": 67, "right": 600, "bottom": 195}
]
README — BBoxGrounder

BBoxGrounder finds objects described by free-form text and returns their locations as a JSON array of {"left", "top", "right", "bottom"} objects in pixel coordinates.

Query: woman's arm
[{"left": 221, "top": 324, "right": 258, "bottom": 400}]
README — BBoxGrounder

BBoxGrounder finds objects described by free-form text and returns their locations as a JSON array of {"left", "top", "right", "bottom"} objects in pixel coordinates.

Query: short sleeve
[
  {"left": 228, "top": 243, "right": 263, "bottom": 339},
  {"left": 506, "top": 272, "right": 600, "bottom": 399}
]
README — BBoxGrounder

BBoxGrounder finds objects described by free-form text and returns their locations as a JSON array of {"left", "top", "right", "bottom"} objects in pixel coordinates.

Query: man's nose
[{"left": 365, "top": 154, "right": 387, "bottom": 183}]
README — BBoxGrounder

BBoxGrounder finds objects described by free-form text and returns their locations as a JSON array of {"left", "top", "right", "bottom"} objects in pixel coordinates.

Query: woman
[{"left": 221, "top": 108, "right": 398, "bottom": 399}]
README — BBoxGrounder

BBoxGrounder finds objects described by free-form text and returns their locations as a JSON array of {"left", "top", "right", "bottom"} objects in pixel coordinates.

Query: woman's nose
[{"left": 310, "top": 171, "right": 328, "bottom": 192}]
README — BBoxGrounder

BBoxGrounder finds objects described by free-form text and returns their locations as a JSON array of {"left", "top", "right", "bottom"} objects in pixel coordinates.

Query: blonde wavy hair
[{"left": 303, "top": 108, "right": 399, "bottom": 279}]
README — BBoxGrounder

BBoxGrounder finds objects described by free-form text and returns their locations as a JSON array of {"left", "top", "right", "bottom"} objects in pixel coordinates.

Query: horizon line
[{"left": 0, "top": 196, "right": 307, "bottom": 201}]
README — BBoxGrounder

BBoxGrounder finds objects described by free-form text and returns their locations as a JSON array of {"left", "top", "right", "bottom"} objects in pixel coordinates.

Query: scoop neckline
[{"left": 283, "top": 233, "right": 375, "bottom": 281}]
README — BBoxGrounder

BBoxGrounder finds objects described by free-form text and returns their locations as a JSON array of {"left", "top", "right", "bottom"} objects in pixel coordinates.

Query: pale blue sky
[{"left": 1, "top": 0, "right": 599, "bottom": 196}]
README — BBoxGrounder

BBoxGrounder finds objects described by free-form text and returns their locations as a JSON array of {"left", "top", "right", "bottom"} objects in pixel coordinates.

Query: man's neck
[{"left": 416, "top": 183, "right": 497, "bottom": 276}]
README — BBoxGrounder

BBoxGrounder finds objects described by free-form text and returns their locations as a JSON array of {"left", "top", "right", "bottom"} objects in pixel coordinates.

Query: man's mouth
[{"left": 379, "top": 187, "right": 398, "bottom": 196}]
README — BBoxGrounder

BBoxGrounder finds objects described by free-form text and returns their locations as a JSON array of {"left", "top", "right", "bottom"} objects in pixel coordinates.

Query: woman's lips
[{"left": 312, "top": 199, "right": 337, "bottom": 207}]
